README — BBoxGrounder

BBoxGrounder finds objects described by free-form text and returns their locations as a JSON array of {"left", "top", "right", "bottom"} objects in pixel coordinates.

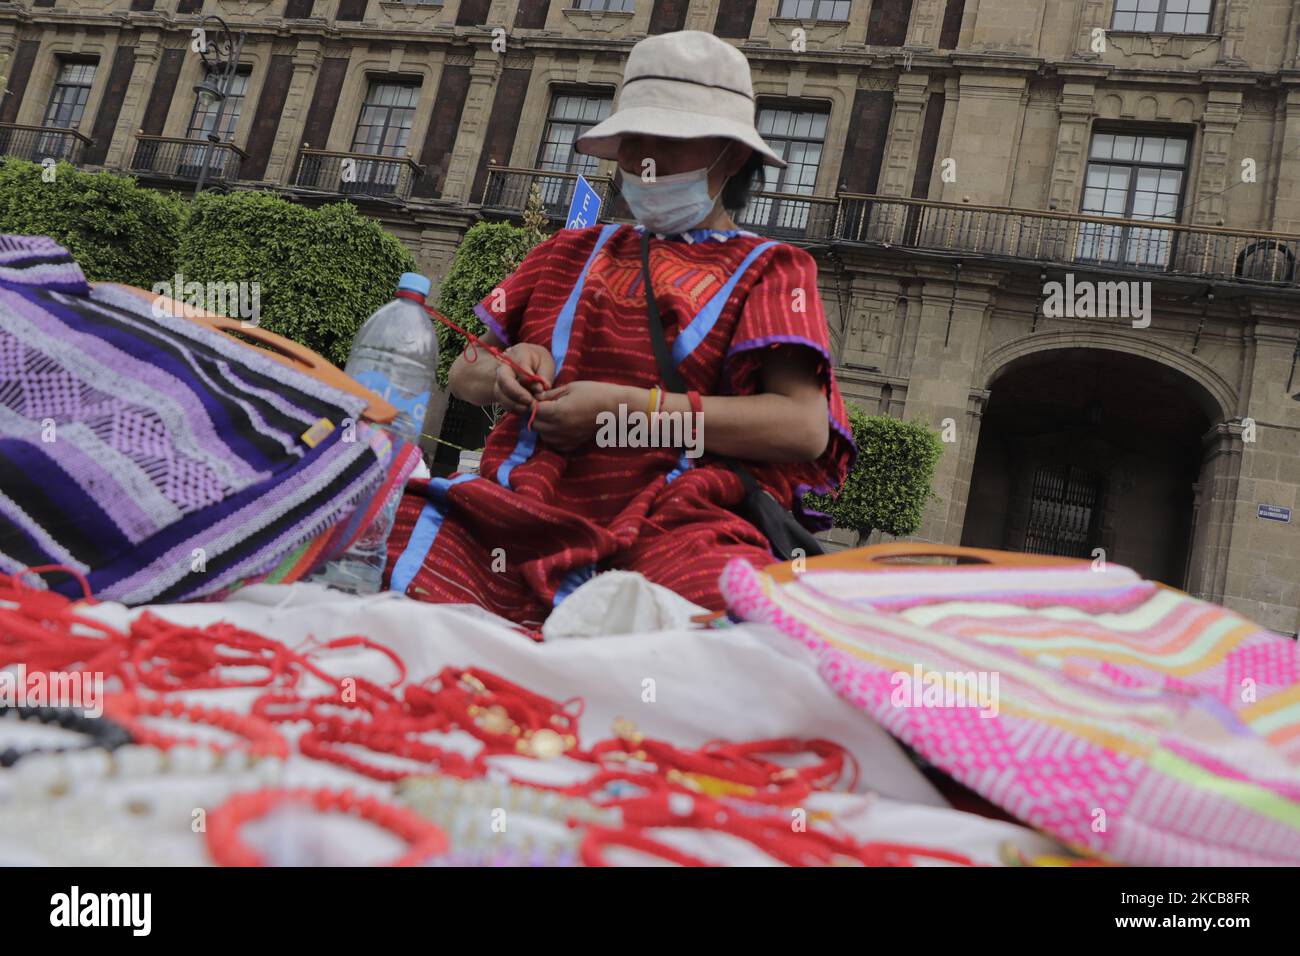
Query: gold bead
[
  {"left": 477, "top": 705, "right": 512, "bottom": 735},
  {"left": 528, "top": 728, "right": 565, "bottom": 760},
  {"left": 611, "top": 717, "right": 643, "bottom": 744}
]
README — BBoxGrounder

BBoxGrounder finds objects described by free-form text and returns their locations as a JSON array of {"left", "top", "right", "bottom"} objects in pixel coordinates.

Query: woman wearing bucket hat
[{"left": 385, "top": 31, "right": 855, "bottom": 625}]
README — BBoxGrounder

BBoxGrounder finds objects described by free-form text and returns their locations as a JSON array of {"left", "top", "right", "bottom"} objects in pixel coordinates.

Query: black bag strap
[
  {"left": 640, "top": 231, "right": 760, "bottom": 496},
  {"left": 640, "top": 230, "right": 686, "bottom": 394}
]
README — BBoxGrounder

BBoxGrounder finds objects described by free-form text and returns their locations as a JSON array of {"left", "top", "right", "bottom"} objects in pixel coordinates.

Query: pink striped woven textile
[{"left": 719, "top": 559, "right": 1300, "bottom": 865}]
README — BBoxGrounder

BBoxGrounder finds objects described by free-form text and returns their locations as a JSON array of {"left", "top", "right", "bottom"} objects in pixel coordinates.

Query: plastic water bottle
[{"left": 316, "top": 272, "right": 437, "bottom": 594}]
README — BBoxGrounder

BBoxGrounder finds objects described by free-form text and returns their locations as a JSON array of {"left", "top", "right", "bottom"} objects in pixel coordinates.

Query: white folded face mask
[{"left": 619, "top": 146, "right": 729, "bottom": 234}]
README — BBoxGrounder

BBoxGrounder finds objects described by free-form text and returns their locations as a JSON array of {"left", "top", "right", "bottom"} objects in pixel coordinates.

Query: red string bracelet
[
  {"left": 405, "top": 295, "right": 550, "bottom": 392},
  {"left": 298, "top": 716, "right": 478, "bottom": 782},
  {"left": 1, "top": 586, "right": 905, "bottom": 866},
  {"left": 294, "top": 634, "right": 410, "bottom": 690},
  {"left": 129, "top": 614, "right": 296, "bottom": 693},
  {"left": 206, "top": 788, "right": 449, "bottom": 867},
  {"left": 103, "top": 694, "right": 289, "bottom": 759},
  {"left": 611, "top": 791, "right": 975, "bottom": 867},
  {"left": 0, "top": 572, "right": 133, "bottom": 687},
  {"left": 10, "top": 564, "right": 95, "bottom": 602},
  {"left": 405, "top": 293, "right": 553, "bottom": 433},
  {"left": 588, "top": 733, "right": 851, "bottom": 805},
  {"left": 705, "top": 737, "right": 859, "bottom": 792},
  {"left": 580, "top": 825, "right": 714, "bottom": 868},
  {"left": 863, "top": 842, "right": 978, "bottom": 867},
  {"left": 423, "top": 667, "right": 585, "bottom": 760}
]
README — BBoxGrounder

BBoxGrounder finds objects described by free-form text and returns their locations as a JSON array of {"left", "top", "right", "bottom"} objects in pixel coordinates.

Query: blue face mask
[{"left": 619, "top": 147, "right": 729, "bottom": 235}]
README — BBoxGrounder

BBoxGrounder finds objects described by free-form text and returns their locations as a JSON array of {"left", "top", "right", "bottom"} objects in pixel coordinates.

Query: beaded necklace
[
  {"left": 397, "top": 774, "right": 618, "bottom": 865},
  {"left": 0, "top": 705, "right": 132, "bottom": 767}
]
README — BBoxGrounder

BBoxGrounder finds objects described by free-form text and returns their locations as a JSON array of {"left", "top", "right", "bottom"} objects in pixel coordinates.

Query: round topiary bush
[
  {"left": 804, "top": 408, "right": 944, "bottom": 539},
  {"left": 177, "top": 190, "right": 418, "bottom": 367}
]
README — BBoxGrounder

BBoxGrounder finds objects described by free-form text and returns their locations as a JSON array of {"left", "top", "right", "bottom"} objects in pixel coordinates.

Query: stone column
[
  {"left": 876, "top": 71, "right": 929, "bottom": 197},
  {"left": 748, "top": 0, "right": 779, "bottom": 42},
  {"left": 1189, "top": 86, "right": 1243, "bottom": 228},
  {"left": 1288, "top": 0, "right": 1300, "bottom": 69},
  {"left": 1270, "top": 82, "right": 1300, "bottom": 232},
  {"left": 1186, "top": 421, "right": 1243, "bottom": 604},
  {"left": 1216, "top": 0, "right": 1250, "bottom": 66},
  {"left": 936, "top": 72, "right": 1028, "bottom": 205},
  {"left": 1219, "top": 313, "right": 1300, "bottom": 634},
  {"left": 438, "top": 50, "right": 500, "bottom": 205},
  {"left": 1044, "top": 78, "right": 1096, "bottom": 213},
  {"left": 1070, "top": 0, "right": 1110, "bottom": 60},
  {"left": 905, "top": 0, "right": 947, "bottom": 49},
  {"left": 103, "top": 33, "right": 163, "bottom": 171},
  {"left": 899, "top": 266, "right": 997, "bottom": 544},
  {"left": 263, "top": 42, "right": 323, "bottom": 186},
  {"left": 0, "top": 31, "right": 17, "bottom": 122},
  {"left": 683, "top": 0, "right": 714, "bottom": 32}
]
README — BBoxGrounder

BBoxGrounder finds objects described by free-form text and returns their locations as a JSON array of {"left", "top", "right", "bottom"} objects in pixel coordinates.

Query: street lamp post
[{"left": 192, "top": 15, "right": 246, "bottom": 196}]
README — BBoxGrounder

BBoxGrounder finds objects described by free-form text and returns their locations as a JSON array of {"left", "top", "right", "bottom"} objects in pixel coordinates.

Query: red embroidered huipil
[{"left": 385, "top": 224, "right": 855, "bottom": 627}]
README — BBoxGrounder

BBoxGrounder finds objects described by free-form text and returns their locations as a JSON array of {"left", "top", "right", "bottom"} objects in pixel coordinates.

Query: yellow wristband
[{"left": 646, "top": 386, "right": 659, "bottom": 417}]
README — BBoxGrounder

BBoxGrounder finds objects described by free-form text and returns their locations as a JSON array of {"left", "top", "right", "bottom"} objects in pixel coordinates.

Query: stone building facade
[{"left": 1, "top": 0, "right": 1298, "bottom": 632}]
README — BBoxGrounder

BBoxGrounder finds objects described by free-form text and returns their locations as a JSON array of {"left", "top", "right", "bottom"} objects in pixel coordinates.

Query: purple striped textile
[{"left": 0, "top": 234, "right": 417, "bottom": 603}]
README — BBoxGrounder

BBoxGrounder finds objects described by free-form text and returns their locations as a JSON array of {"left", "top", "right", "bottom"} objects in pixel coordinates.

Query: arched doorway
[{"left": 961, "top": 347, "right": 1223, "bottom": 588}]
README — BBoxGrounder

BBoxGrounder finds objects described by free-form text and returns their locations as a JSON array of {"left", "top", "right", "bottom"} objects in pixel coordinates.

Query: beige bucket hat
[{"left": 575, "top": 30, "right": 787, "bottom": 169}]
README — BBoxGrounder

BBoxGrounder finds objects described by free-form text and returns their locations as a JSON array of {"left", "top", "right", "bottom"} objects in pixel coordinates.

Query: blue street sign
[
  {"left": 565, "top": 175, "right": 601, "bottom": 230},
  {"left": 1258, "top": 504, "right": 1292, "bottom": 523}
]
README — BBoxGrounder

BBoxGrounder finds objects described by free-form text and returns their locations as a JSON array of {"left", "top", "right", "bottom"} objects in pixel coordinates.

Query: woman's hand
[
  {"left": 530, "top": 381, "right": 632, "bottom": 451},
  {"left": 492, "top": 343, "right": 555, "bottom": 413}
]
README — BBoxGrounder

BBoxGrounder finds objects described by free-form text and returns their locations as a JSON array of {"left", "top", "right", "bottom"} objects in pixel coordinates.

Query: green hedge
[
  {"left": 433, "top": 220, "right": 538, "bottom": 386},
  {"left": 177, "top": 191, "right": 417, "bottom": 367},
  {"left": 0, "top": 163, "right": 418, "bottom": 368},
  {"left": 0, "top": 159, "right": 184, "bottom": 287},
  {"left": 805, "top": 409, "right": 943, "bottom": 538}
]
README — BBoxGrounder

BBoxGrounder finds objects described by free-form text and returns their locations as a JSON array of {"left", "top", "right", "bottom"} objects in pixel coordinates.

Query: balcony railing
[
  {"left": 738, "top": 190, "right": 841, "bottom": 241},
  {"left": 292, "top": 148, "right": 422, "bottom": 201},
  {"left": 130, "top": 135, "right": 245, "bottom": 185},
  {"left": 482, "top": 165, "right": 615, "bottom": 221},
  {"left": 0, "top": 123, "right": 92, "bottom": 165},
  {"left": 834, "top": 194, "right": 1300, "bottom": 286},
  {"left": 476, "top": 166, "right": 1300, "bottom": 288}
]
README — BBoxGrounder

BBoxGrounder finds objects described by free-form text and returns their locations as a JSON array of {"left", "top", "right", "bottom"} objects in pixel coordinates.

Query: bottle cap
[{"left": 397, "top": 272, "right": 432, "bottom": 299}]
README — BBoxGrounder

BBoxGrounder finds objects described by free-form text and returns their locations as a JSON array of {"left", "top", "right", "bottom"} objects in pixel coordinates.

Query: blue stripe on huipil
[
  {"left": 664, "top": 451, "right": 692, "bottom": 485},
  {"left": 670, "top": 240, "right": 777, "bottom": 366},
  {"left": 498, "top": 223, "right": 620, "bottom": 490},
  {"left": 660, "top": 242, "right": 776, "bottom": 480},
  {"left": 390, "top": 473, "right": 479, "bottom": 594},
  {"left": 553, "top": 561, "right": 597, "bottom": 607}
]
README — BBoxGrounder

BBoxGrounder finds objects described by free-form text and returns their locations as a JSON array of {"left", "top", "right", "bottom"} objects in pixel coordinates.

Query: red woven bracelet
[
  {"left": 580, "top": 825, "right": 714, "bottom": 868},
  {"left": 103, "top": 694, "right": 289, "bottom": 759},
  {"left": 298, "top": 717, "right": 478, "bottom": 782},
  {"left": 207, "top": 787, "right": 449, "bottom": 867}
]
